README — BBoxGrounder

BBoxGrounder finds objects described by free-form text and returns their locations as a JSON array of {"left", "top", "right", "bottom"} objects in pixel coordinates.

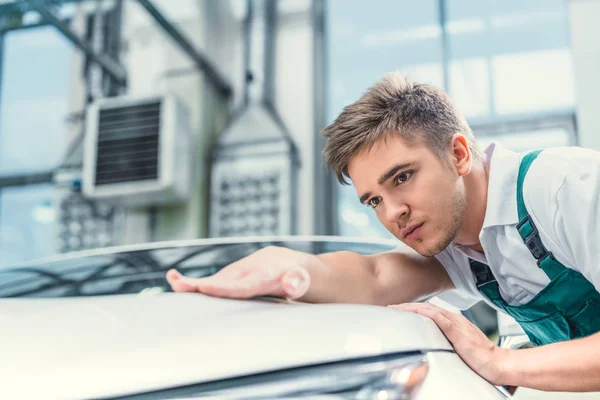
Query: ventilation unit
[
  {"left": 83, "top": 95, "right": 193, "bottom": 205},
  {"left": 209, "top": 0, "right": 300, "bottom": 237}
]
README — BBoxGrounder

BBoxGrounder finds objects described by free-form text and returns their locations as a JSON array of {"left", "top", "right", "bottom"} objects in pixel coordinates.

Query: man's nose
[{"left": 385, "top": 200, "right": 409, "bottom": 224}]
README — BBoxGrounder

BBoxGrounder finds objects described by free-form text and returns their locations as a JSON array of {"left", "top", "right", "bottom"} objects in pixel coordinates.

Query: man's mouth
[{"left": 402, "top": 222, "right": 424, "bottom": 239}]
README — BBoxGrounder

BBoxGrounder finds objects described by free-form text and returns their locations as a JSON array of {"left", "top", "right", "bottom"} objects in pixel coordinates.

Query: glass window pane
[
  {"left": 328, "top": 0, "right": 443, "bottom": 119},
  {"left": 478, "top": 128, "right": 572, "bottom": 153},
  {"left": 473, "top": 115, "right": 575, "bottom": 153},
  {"left": 493, "top": 49, "right": 575, "bottom": 114},
  {"left": 327, "top": 0, "right": 443, "bottom": 238},
  {"left": 446, "top": 0, "right": 574, "bottom": 119},
  {"left": 0, "top": 27, "right": 72, "bottom": 174},
  {"left": 449, "top": 58, "right": 491, "bottom": 118},
  {"left": 0, "top": 184, "right": 56, "bottom": 267}
]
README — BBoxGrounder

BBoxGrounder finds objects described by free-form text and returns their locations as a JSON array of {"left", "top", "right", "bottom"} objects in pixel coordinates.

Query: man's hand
[
  {"left": 166, "top": 245, "right": 453, "bottom": 306},
  {"left": 389, "top": 302, "right": 510, "bottom": 385},
  {"left": 166, "top": 246, "right": 312, "bottom": 299}
]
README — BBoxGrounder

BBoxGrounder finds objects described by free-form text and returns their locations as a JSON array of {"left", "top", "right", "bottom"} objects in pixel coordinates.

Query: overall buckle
[
  {"left": 469, "top": 259, "right": 495, "bottom": 288},
  {"left": 516, "top": 215, "right": 552, "bottom": 263}
]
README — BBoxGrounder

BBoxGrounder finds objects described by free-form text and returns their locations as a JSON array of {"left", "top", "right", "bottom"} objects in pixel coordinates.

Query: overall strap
[
  {"left": 516, "top": 150, "right": 565, "bottom": 280},
  {"left": 468, "top": 259, "right": 502, "bottom": 302},
  {"left": 469, "top": 259, "right": 496, "bottom": 287}
]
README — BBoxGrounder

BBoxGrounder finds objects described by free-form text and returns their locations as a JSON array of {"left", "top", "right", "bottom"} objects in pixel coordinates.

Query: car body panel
[
  {"left": 0, "top": 292, "right": 452, "bottom": 399},
  {"left": 416, "top": 351, "right": 508, "bottom": 399},
  {"left": 0, "top": 237, "right": 511, "bottom": 400}
]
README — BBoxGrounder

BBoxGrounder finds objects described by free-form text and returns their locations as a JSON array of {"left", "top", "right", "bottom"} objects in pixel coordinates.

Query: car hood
[{"left": 0, "top": 293, "right": 452, "bottom": 399}]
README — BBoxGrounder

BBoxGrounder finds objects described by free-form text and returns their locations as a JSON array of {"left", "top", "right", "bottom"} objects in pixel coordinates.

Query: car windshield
[{"left": 0, "top": 239, "right": 396, "bottom": 298}]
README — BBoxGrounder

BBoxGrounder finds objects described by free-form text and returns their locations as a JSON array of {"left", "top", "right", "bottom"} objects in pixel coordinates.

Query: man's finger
[
  {"left": 280, "top": 267, "right": 310, "bottom": 299},
  {"left": 166, "top": 261, "right": 310, "bottom": 299},
  {"left": 391, "top": 302, "right": 456, "bottom": 316},
  {"left": 389, "top": 303, "right": 455, "bottom": 333},
  {"left": 206, "top": 273, "right": 276, "bottom": 298},
  {"left": 172, "top": 268, "right": 276, "bottom": 299},
  {"left": 166, "top": 269, "right": 199, "bottom": 293}
]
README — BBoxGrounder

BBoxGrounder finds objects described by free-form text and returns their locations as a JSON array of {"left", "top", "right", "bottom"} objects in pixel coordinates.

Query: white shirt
[{"left": 435, "top": 142, "right": 600, "bottom": 310}]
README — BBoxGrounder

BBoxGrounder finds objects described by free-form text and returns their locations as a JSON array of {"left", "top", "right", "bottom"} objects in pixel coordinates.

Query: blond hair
[{"left": 322, "top": 71, "right": 484, "bottom": 184}]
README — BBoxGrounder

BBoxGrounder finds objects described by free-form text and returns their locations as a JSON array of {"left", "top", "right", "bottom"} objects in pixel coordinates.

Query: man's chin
[
  {"left": 411, "top": 240, "right": 447, "bottom": 258},
  {"left": 392, "top": 232, "right": 449, "bottom": 257},
  {"left": 416, "top": 248, "right": 442, "bottom": 257}
]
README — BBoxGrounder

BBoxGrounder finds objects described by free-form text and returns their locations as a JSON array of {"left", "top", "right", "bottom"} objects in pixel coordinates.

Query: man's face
[{"left": 347, "top": 135, "right": 467, "bottom": 257}]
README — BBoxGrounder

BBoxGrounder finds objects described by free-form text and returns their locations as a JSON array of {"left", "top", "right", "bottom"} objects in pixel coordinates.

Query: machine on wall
[
  {"left": 83, "top": 94, "right": 194, "bottom": 206},
  {"left": 209, "top": 0, "right": 300, "bottom": 238},
  {"left": 0, "top": 0, "right": 235, "bottom": 254}
]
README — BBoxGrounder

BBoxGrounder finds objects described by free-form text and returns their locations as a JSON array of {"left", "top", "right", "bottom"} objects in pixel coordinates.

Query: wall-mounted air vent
[
  {"left": 84, "top": 95, "right": 193, "bottom": 206},
  {"left": 95, "top": 102, "right": 161, "bottom": 185}
]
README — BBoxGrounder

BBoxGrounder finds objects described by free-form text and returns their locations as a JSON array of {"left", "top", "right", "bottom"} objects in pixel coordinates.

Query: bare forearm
[
  {"left": 371, "top": 250, "right": 453, "bottom": 305},
  {"left": 502, "top": 332, "right": 600, "bottom": 391},
  {"left": 168, "top": 245, "right": 452, "bottom": 305},
  {"left": 298, "top": 251, "right": 379, "bottom": 304},
  {"left": 299, "top": 250, "right": 453, "bottom": 306}
]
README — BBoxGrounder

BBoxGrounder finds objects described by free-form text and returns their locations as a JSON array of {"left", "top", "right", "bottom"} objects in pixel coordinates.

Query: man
[{"left": 166, "top": 72, "right": 600, "bottom": 392}]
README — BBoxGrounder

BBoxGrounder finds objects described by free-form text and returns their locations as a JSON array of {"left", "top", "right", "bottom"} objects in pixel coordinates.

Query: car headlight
[{"left": 160, "top": 353, "right": 428, "bottom": 400}]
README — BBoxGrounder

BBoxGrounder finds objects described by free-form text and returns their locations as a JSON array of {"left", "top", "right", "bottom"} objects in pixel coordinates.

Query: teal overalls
[{"left": 469, "top": 150, "right": 600, "bottom": 346}]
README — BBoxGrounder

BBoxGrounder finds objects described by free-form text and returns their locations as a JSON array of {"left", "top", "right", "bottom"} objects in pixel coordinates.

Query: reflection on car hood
[{"left": 0, "top": 293, "right": 452, "bottom": 399}]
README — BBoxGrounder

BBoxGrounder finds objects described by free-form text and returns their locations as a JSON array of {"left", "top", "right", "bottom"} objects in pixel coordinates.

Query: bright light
[
  {"left": 229, "top": 0, "right": 248, "bottom": 20},
  {"left": 31, "top": 205, "right": 56, "bottom": 224},
  {"left": 341, "top": 206, "right": 370, "bottom": 228}
]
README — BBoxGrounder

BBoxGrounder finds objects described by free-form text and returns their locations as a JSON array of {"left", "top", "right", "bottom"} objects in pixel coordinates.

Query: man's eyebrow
[
  {"left": 358, "top": 162, "right": 413, "bottom": 204},
  {"left": 359, "top": 192, "right": 372, "bottom": 205},
  {"left": 377, "top": 163, "right": 413, "bottom": 185}
]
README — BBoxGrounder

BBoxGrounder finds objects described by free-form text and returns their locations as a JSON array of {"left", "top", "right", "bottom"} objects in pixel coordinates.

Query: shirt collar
[{"left": 480, "top": 142, "right": 522, "bottom": 229}]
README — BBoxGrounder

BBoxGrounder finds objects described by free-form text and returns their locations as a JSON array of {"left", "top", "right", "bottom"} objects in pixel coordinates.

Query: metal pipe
[
  {"left": 0, "top": 21, "right": 64, "bottom": 34},
  {"left": 136, "top": 0, "right": 233, "bottom": 99},
  {"left": 263, "top": 0, "right": 276, "bottom": 110},
  {"left": 0, "top": 31, "right": 4, "bottom": 129},
  {"left": 0, "top": 32, "right": 4, "bottom": 228},
  {"left": 30, "top": 0, "right": 127, "bottom": 86},
  {"left": 89, "top": 0, "right": 106, "bottom": 99},
  {"left": 0, "top": 172, "right": 55, "bottom": 188},
  {"left": 438, "top": 0, "right": 450, "bottom": 93},
  {"left": 311, "top": 0, "right": 336, "bottom": 235},
  {"left": 243, "top": 0, "right": 252, "bottom": 106}
]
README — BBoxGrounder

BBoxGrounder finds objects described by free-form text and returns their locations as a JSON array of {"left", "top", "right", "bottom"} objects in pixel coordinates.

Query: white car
[{"left": 0, "top": 237, "right": 510, "bottom": 400}]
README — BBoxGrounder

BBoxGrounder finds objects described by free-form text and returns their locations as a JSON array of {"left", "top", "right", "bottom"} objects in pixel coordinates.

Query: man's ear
[{"left": 450, "top": 134, "right": 472, "bottom": 176}]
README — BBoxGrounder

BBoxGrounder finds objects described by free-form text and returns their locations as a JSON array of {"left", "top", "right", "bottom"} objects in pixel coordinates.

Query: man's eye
[
  {"left": 395, "top": 171, "right": 413, "bottom": 185},
  {"left": 368, "top": 197, "right": 381, "bottom": 208}
]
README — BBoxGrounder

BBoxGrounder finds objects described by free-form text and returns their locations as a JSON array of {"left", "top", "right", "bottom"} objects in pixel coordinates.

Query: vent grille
[
  {"left": 215, "top": 172, "right": 281, "bottom": 236},
  {"left": 95, "top": 102, "right": 161, "bottom": 185}
]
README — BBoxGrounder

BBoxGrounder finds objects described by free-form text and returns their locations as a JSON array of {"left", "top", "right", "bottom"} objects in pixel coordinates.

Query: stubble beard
[{"left": 419, "top": 185, "right": 467, "bottom": 257}]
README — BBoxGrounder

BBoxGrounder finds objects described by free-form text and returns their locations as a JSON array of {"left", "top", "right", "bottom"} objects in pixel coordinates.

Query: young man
[{"left": 166, "top": 72, "right": 600, "bottom": 392}]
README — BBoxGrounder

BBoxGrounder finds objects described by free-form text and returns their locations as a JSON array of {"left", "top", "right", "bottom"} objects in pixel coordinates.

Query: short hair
[{"left": 322, "top": 71, "right": 484, "bottom": 184}]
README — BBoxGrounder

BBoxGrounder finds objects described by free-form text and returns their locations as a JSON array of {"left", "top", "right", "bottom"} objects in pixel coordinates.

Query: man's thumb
[{"left": 280, "top": 267, "right": 310, "bottom": 299}]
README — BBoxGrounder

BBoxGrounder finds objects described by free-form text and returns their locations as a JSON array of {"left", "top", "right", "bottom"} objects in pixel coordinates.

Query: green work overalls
[{"left": 469, "top": 150, "right": 600, "bottom": 346}]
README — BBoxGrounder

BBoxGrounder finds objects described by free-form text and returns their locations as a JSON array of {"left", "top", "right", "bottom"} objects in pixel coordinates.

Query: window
[
  {"left": 0, "top": 27, "right": 72, "bottom": 174},
  {"left": 327, "top": 0, "right": 443, "bottom": 238},
  {"left": 0, "top": 27, "right": 73, "bottom": 266},
  {"left": 327, "top": 0, "right": 575, "bottom": 237},
  {"left": 0, "top": 184, "right": 56, "bottom": 266},
  {"left": 446, "top": 0, "right": 574, "bottom": 121},
  {"left": 474, "top": 114, "right": 576, "bottom": 153}
]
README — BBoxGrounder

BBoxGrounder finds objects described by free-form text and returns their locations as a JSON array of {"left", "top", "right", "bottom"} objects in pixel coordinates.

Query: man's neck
[{"left": 453, "top": 160, "right": 489, "bottom": 252}]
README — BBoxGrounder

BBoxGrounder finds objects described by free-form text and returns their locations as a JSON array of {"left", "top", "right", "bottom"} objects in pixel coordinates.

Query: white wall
[
  {"left": 118, "top": 0, "right": 317, "bottom": 243},
  {"left": 569, "top": 0, "right": 600, "bottom": 150},
  {"left": 274, "top": 0, "right": 315, "bottom": 235},
  {"left": 120, "top": 0, "right": 214, "bottom": 243}
]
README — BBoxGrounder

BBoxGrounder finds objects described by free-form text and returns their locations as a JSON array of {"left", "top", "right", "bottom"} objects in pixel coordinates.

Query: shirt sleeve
[
  {"left": 434, "top": 246, "right": 482, "bottom": 310},
  {"left": 524, "top": 148, "right": 600, "bottom": 292}
]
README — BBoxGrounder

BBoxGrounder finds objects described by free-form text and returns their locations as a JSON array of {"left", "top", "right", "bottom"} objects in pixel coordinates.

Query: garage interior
[{"left": 1, "top": 1, "right": 600, "bottom": 399}]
